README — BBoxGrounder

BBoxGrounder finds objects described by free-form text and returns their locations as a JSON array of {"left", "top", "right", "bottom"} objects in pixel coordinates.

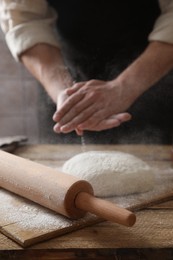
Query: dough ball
[{"left": 62, "top": 151, "right": 155, "bottom": 197}]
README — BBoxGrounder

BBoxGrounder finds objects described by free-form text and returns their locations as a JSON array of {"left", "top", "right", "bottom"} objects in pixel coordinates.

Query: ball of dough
[{"left": 62, "top": 151, "right": 155, "bottom": 197}]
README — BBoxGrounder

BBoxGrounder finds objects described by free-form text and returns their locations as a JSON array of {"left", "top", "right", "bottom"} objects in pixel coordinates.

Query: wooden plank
[
  {"left": 29, "top": 209, "right": 173, "bottom": 249},
  {"left": 1, "top": 209, "right": 173, "bottom": 250},
  {"left": 147, "top": 200, "right": 173, "bottom": 209},
  {"left": 0, "top": 233, "right": 21, "bottom": 250},
  {"left": 15, "top": 144, "right": 173, "bottom": 161}
]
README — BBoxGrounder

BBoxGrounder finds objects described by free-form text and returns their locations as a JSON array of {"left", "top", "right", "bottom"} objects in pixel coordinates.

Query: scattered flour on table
[
  {"left": 0, "top": 189, "right": 93, "bottom": 232},
  {"left": 62, "top": 151, "right": 155, "bottom": 197},
  {"left": 0, "top": 189, "right": 86, "bottom": 231}
]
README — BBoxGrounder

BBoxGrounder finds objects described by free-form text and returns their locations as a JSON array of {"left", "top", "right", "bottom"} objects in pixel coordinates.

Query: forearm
[
  {"left": 115, "top": 41, "right": 173, "bottom": 102},
  {"left": 20, "top": 44, "right": 73, "bottom": 103}
]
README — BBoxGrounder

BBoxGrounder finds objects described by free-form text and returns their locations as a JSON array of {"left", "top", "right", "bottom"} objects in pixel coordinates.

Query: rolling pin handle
[{"left": 75, "top": 192, "right": 136, "bottom": 227}]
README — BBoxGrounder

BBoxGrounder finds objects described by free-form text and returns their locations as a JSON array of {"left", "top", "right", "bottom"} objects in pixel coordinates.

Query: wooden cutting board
[{"left": 0, "top": 144, "right": 173, "bottom": 247}]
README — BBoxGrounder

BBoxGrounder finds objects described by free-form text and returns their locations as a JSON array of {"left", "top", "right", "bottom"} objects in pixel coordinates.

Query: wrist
[
  {"left": 44, "top": 65, "right": 73, "bottom": 90},
  {"left": 110, "top": 76, "right": 141, "bottom": 106},
  {"left": 44, "top": 65, "right": 73, "bottom": 103}
]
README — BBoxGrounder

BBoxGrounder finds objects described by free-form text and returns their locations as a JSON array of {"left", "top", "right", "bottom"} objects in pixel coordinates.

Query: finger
[
  {"left": 66, "top": 82, "right": 87, "bottom": 95},
  {"left": 75, "top": 128, "right": 84, "bottom": 136},
  {"left": 92, "top": 112, "right": 132, "bottom": 131},
  {"left": 53, "top": 111, "right": 58, "bottom": 122},
  {"left": 77, "top": 112, "right": 132, "bottom": 132},
  {"left": 53, "top": 91, "right": 85, "bottom": 122},
  {"left": 57, "top": 111, "right": 132, "bottom": 133},
  {"left": 76, "top": 109, "right": 107, "bottom": 130},
  {"left": 88, "top": 116, "right": 124, "bottom": 131},
  {"left": 53, "top": 123, "right": 61, "bottom": 133},
  {"left": 78, "top": 117, "right": 121, "bottom": 131},
  {"left": 58, "top": 106, "right": 97, "bottom": 133},
  {"left": 57, "top": 93, "right": 96, "bottom": 126},
  {"left": 115, "top": 112, "right": 132, "bottom": 123}
]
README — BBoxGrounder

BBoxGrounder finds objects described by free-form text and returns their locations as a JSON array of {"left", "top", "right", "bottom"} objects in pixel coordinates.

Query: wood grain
[
  {"left": 15, "top": 144, "right": 172, "bottom": 161},
  {"left": 30, "top": 209, "right": 173, "bottom": 249}
]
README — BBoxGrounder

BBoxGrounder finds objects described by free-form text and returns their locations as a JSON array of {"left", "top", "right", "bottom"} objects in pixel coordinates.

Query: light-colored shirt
[{"left": 0, "top": 0, "right": 173, "bottom": 61}]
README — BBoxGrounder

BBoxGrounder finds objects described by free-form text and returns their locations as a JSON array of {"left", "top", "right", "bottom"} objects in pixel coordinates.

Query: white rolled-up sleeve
[
  {"left": 149, "top": 0, "right": 173, "bottom": 44},
  {"left": 0, "top": 0, "right": 59, "bottom": 61}
]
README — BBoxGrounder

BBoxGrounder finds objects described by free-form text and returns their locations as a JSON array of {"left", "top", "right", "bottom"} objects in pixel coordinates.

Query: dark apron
[
  {"left": 48, "top": 0, "right": 160, "bottom": 80},
  {"left": 38, "top": 1, "right": 173, "bottom": 144}
]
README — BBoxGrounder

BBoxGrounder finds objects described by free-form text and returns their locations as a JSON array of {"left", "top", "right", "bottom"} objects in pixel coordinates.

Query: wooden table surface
[{"left": 1, "top": 144, "right": 173, "bottom": 260}]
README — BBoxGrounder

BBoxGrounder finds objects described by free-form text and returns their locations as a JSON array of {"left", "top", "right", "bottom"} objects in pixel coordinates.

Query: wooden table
[{"left": 1, "top": 144, "right": 173, "bottom": 260}]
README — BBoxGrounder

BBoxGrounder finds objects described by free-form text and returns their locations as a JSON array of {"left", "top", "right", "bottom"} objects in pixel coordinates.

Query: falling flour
[
  {"left": 62, "top": 151, "right": 155, "bottom": 197},
  {"left": 81, "top": 135, "right": 87, "bottom": 153}
]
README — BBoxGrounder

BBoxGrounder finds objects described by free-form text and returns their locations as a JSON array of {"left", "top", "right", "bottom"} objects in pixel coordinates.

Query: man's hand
[
  {"left": 53, "top": 41, "right": 173, "bottom": 134},
  {"left": 53, "top": 79, "right": 132, "bottom": 134}
]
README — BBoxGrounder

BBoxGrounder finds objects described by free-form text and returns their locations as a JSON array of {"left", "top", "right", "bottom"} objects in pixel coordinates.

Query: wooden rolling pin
[{"left": 0, "top": 150, "right": 136, "bottom": 227}]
